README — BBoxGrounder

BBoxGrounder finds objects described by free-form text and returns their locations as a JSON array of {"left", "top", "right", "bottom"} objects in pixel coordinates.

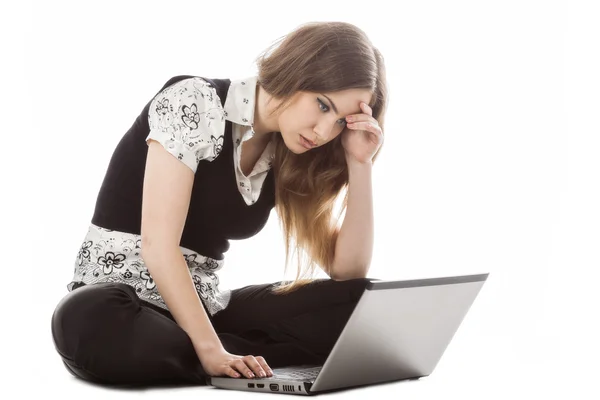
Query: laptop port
[
  {"left": 247, "top": 383, "right": 255, "bottom": 388},
  {"left": 257, "top": 384, "right": 265, "bottom": 388},
  {"left": 270, "top": 383, "right": 279, "bottom": 391}
]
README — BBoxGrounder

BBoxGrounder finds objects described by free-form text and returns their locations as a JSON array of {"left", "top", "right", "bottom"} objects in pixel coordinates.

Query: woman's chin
[
  {"left": 283, "top": 134, "right": 310, "bottom": 154},
  {"left": 288, "top": 147, "right": 308, "bottom": 155}
]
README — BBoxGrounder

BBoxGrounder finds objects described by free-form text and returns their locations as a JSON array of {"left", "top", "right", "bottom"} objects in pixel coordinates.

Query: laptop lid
[{"left": 310, "top": 273, "right": 489, "bottom": 392}]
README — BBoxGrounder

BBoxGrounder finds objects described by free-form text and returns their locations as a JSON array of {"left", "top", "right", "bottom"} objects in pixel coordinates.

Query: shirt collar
[
  {"left": 224, "top": 75, "right": 276, "bottom": 162},
  {"left": 223, "top": 75, "right": 258, "bottom": 128}
]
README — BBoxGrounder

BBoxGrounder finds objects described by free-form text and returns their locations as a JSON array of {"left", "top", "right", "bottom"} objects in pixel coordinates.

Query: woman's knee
[{"left": 51, "top": 282, "right": 140, "bottom": 360}]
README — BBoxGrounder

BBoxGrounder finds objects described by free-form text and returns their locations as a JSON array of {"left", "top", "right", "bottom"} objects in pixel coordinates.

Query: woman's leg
[
  {"left": 51, "top": 278, "right": 373, "bottom": 385},
  {"left": 210, "top": 277, "right": 372, "bottom": 368},
  {"left": 51, "top": 282, "right": 208, "bottom": 386}
]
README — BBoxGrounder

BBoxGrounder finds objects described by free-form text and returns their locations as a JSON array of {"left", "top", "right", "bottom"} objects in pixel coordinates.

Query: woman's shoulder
[
  {"left": 145, "top": 76, "right": 228, "bottom": 172},
  {"left": 153, "top": 76, "right": 219, "bottom": 104}
]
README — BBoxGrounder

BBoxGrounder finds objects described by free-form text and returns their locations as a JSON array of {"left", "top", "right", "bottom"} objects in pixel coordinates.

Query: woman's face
[{"left": 277, "top": 88, "right": 372, "bottom": 153}]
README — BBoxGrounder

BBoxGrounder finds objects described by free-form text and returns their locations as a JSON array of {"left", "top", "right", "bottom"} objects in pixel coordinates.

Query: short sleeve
[{"left": 146, "top": 77, "right": 226, "bottom": 173}]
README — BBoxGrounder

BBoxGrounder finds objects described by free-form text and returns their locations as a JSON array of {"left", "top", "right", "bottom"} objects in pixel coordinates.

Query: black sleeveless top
[
  {"left": 92, "top": 75, "right": 276, "bottom": 257},
  {"left": 68, "top": 75, "right": 277, "bottom": 316}
]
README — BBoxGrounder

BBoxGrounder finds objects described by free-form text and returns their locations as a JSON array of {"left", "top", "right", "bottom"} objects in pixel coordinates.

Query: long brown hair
[{"left": 254, "top": 21, "right": 389, "bottom": 295}]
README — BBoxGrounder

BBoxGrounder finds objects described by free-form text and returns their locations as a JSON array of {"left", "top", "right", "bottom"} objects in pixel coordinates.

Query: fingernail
[
  {"left": 260, "top": 371, "right": 266, "bottom": 377},
  {"left": 249, "top": 372, "right": 255, "bottom": 378}
]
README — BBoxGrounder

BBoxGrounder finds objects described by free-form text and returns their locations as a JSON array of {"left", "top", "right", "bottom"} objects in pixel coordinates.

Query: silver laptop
[{"left": 208, "top": 272, "right": 489, "bottom": 395}]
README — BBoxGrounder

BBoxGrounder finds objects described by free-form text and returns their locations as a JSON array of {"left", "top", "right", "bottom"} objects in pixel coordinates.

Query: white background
[{"left": 3, "top": 0, "right": 598, "bottom": 398}]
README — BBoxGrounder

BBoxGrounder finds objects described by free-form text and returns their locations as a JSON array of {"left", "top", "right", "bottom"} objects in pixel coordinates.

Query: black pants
[{"left": 50, "top": 278, "right": 372, "bottom": 386}]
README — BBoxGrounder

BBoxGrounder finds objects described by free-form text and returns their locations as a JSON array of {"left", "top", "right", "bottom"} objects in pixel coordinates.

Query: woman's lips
[{"left": 300, "top": 135, "right": 317, "bottom": 148}]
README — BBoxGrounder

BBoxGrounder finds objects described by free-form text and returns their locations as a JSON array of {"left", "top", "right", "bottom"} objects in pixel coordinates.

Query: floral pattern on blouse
[{"left": 69, "top": 223, "right": 231, "bottom": 316}]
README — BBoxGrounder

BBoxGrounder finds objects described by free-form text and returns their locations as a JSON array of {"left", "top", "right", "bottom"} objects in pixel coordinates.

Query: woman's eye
[
  {"left": 318, "top": 98, "right": 346, "bottom": 126},
  {"left": 317, "top": 98, "right": 329, "bottom": 112}
]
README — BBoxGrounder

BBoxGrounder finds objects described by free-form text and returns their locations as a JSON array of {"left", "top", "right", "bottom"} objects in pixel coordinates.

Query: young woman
[{"left": 51, "top": 21, "right": 388, "bottom": 387}]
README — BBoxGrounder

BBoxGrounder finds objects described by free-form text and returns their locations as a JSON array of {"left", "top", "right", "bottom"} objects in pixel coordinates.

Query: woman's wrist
[{"left": 193, "top": 338, "right": 224, "bottom": 356}]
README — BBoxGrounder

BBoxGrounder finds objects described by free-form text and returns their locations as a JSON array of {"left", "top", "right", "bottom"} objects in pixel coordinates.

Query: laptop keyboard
[{"left": 270, "top": 366, "right": 322, "bottom": 381}]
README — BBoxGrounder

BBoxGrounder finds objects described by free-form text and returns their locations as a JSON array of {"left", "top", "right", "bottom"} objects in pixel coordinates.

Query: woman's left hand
[{"left": 341, "top": 102, "right": 384, "bottom": 165}]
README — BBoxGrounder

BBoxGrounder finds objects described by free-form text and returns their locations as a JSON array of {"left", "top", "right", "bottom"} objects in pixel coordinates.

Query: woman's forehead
[{"left": 324, "top": 88, "right": 373, "bottom": 115}]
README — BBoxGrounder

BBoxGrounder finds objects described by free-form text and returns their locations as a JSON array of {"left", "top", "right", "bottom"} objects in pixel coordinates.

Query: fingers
[
  {"left": 231, "top": 359, "right": 255, "bottom": 378},
  {"left": 347, "top": 121, "right": 380, "bottom": 135},
  {"left": 224, "top": 365, "right": 242, "bottom": 378},
  {"left": 360, "top": 102, "right": 372, "bottom": 116},
  {"left": 255, "top": 356, "right": 274, "bottom": 377},
  {"left": 346, "top": 115, "right": 376, "bottom": 125},
  {"left": 345, "top": 102, "right": 373, "bottom": 122},
  {"left": 230, "top": 355, "right": 273, "bottom": 379}
]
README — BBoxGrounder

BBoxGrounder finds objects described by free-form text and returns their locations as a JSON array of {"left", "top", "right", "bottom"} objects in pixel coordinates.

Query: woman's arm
[
  {"left": 137, "top": 79, "right": 273, "bottom": 379},
  {"left": 142, "top": 247, "right": 222, "bottom": 354},
  {"left": 330, "top": 159, "right": 374, "bottom": 280},
  {"left": 141, "top": 140, "right": 222, "bottom": 353}
]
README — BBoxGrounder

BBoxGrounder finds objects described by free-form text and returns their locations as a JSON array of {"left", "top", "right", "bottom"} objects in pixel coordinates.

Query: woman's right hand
[{"left": 198, "top": 345, "right": 274, "bottom": 379}]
